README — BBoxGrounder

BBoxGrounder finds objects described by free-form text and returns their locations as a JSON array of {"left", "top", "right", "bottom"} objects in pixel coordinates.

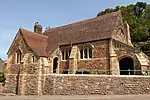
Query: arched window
[
  {"left": 80, "top": 46, "right": 93, "bottom": 59},
  {"left": 62, "top": 50, "right": 65, "bottom": 60},
  {"left": 61, "top": 48, "right": 71, "bottom": 60},
  {"left": 84, "top": 48, "right": 88, "bottom": 58},
  {"left": 32, "top": 55, "right": 35, "bottom": 63},
  {"left": 53, "top": 57, "right": 58, "bottom": 73},
  {"left": 16, "top": 50, "right": 22, "bottom": 64},
  {"left": 89, "top": 48, "right": 92, "bottom": 58},
  {"left": 80, "top": 49, "right": 83, "bottom": 59}
]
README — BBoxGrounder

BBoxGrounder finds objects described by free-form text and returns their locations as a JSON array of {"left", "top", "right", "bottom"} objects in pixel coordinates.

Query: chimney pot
[{"left": 34, "top": 22, "right": 42, "bottom": 34}]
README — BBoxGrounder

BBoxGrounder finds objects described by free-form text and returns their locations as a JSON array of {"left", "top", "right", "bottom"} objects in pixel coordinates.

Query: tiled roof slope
[
  {"left": 44, "top": 11, "right": 122, "bottom": 54},
  {"left": 20, "top": 28, "right": 48, "bottom": 57}
]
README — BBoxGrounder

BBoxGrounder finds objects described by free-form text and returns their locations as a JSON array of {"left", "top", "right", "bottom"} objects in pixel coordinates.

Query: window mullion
[
  {"left": 64, "top": 50, "right": 66, "bottom": 60},
  {"left": 68, "top": 50, "right": 70, "bottom": 59},
  {"left": 87, "top": 48, "right": 89, "bottom": 59},
  {"left": 83, "top": 48, "right": 84, "bottom": 59}
]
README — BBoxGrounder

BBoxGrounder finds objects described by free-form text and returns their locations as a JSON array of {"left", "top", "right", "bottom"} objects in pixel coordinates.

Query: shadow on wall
[{"left": 16, "top": 69, "right": 20, "bottom": 95}]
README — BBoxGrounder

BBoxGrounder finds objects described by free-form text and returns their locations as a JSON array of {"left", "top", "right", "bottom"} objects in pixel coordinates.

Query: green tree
[
  {"left": 134, "top": 2, "right": 146, "bottom": 17},
  {"left": 97, "top": 2, "right": 150, "bottom": 51}
]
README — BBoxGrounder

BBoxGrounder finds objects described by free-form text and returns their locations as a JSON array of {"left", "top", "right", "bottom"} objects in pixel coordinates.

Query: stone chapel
[{"left": 5, "top": 10, "right": 150, "bottom": 76}]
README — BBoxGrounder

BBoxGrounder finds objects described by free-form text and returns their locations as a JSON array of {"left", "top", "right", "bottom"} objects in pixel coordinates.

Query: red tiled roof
[
  {"left": 17, "top": 11, "right": 123, "bottom": 57},
  {"left": 44, "top": 11, "right": 122, "bottom": 55},
  {"left": 20, "top": 28, "right": 48, "bottom": 57}
]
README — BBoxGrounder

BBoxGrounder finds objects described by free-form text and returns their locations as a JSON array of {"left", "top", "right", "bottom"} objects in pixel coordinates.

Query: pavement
[{"left": 0, "top": 95, "right": 150, "bottom": 100}]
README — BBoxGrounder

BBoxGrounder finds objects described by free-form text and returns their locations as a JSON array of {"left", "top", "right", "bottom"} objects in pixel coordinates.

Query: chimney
[{"left": 34, "top": 22, "right": 42, "bottom": 34}]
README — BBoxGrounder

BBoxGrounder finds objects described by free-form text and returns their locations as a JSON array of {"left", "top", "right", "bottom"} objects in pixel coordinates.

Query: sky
[{"left": 0, "top": 0, "right": 150, "bottom": 60}]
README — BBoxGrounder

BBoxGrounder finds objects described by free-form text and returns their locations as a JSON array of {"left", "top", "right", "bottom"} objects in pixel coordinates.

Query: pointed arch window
[
  {"left": 32, "top": 55, "right": 35, "bottom": 63},
  {"left": 16, "top": 49, "right": 22, "bottom": 64}
]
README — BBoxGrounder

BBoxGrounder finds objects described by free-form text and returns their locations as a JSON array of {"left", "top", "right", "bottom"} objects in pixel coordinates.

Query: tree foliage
[
  {"left": 0, "top": 72, "right": 6, "bottom": 83},
  {"left": 97, "top": 2, "right": 150, "bottom": 51}
]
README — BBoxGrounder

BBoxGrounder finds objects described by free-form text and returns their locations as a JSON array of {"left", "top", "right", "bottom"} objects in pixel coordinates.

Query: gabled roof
[
  {"left": 0, "top": 58, "right": 4, "bottom": 62},
  {"left": 20, "top": 28, "right": 48, "bottom": 57},
  {"left": 44, "top": 11, "right": 123, "bottom": 54},
  {"left": 8, "top": 11, "right": 124, "bottom": 57}
]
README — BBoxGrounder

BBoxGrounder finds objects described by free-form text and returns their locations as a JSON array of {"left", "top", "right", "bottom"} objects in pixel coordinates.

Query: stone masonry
[
  {"left": 42, "top": 75, "right": 150, "bottom": 95},
  {"left": 4, "top": 74, "right": 150, "bottom": 95},
  {"left": 4, "top": 73, "right": 150, "bottom": 95}
]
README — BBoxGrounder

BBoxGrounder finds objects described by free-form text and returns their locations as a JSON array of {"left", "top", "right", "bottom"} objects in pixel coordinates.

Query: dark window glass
[
  {"left": 84, "top": 48, "right": 88, "bottom": 58},
  {"left": 80, "top": 49, "right": 83, "bottom": 59},
  {"left": 20, "top": 53, "right": 22, "bottom": 63},
  {"left": 69, "top": 49, "right": 71, "bottom": 56},
  {"left": 17, "top": 53, "right": 19, "bottom": 63},
  {"left": 65, "top": 50, "right": 69, "bottom": 60},
  {"left": 117, "top": 43, "right": 119, "bottom": 48},
  {"left": 89, "top": 48, "right": 92, "bottom": 58},
  {"left": 62, "top": 51, "right": 65, "bottom": 60},
  {"left": 32, "top": 56, "right": 35, "bottom": 63},
  {"left": 53, "top": 57, "right": 58, "bottom": 73},
  {"left": 17, "top": 50, "right": 22, "bottom": 63}
]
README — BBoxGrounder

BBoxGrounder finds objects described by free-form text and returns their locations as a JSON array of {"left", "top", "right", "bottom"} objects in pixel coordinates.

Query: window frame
[
  {"left": 79, "top": 46, "right": 93, "bottom": 60},
  {"left": 16, "top": 49, "right": 22, "bottom": 64},
  {"left": 61, "top": 48, "right": 71, "bottom": 61},
  {"left": 32, "top": 55, "right": 36, "bottom": 63}
]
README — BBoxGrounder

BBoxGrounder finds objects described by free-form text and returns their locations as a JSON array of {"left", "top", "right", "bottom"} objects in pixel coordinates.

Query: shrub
[{"left": 0, "top": 72, "right": 6, "bottom": 83}]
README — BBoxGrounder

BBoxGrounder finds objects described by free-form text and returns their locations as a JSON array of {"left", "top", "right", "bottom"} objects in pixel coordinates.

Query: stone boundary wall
[
  {"left": 42, "top": 75, "right": 150, "bottom": 95},
  {"left": 3, "top": 74, "right": 150, "bottom": 95}
]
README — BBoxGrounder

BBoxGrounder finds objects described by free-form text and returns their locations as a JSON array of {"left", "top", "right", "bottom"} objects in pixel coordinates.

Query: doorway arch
[
  {"left": 53, "top": 57, "right": 58, "bottom": 73},
  {"left": 119, "top": 57, "right": 134, "bottom": 75}
]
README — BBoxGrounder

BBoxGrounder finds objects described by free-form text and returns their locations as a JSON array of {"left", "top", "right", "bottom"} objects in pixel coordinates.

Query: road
[{"left": 0, "top": 95, "right": 150, "bottom": 100}]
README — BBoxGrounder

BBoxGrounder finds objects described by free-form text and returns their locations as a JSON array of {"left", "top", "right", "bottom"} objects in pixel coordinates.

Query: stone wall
[
  {"left": 57, "top": 40, "right": 110, "bottom": 74},
  {"left": 24, "top": 64, "right": 39, "bottom": 95},
  {"left": 3, "top": 64, "right": 23, "bottom": 94},
  {"left": 113, "top": 40, "right": 134, "bottom": 58},
  {"left": 77, "top": 59, "right": 109, "bottom": 74},
  {"left": 110, "top": 39, "right": 141, "bottom": 75},
  {"left": 77, "top": 40, "right": 109, "bottom": 71},
  {"left": 8, "top": 31, "right": 31, "bottom": 64},
  {"left": 3, "top": 64, "right": 39, "bottom": 95},
  {"left": 42, "top": 75, "right": 150, "bottom": 95},
  {"left": 60, "top": 61, "right": 69, "bottom": 73}
]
